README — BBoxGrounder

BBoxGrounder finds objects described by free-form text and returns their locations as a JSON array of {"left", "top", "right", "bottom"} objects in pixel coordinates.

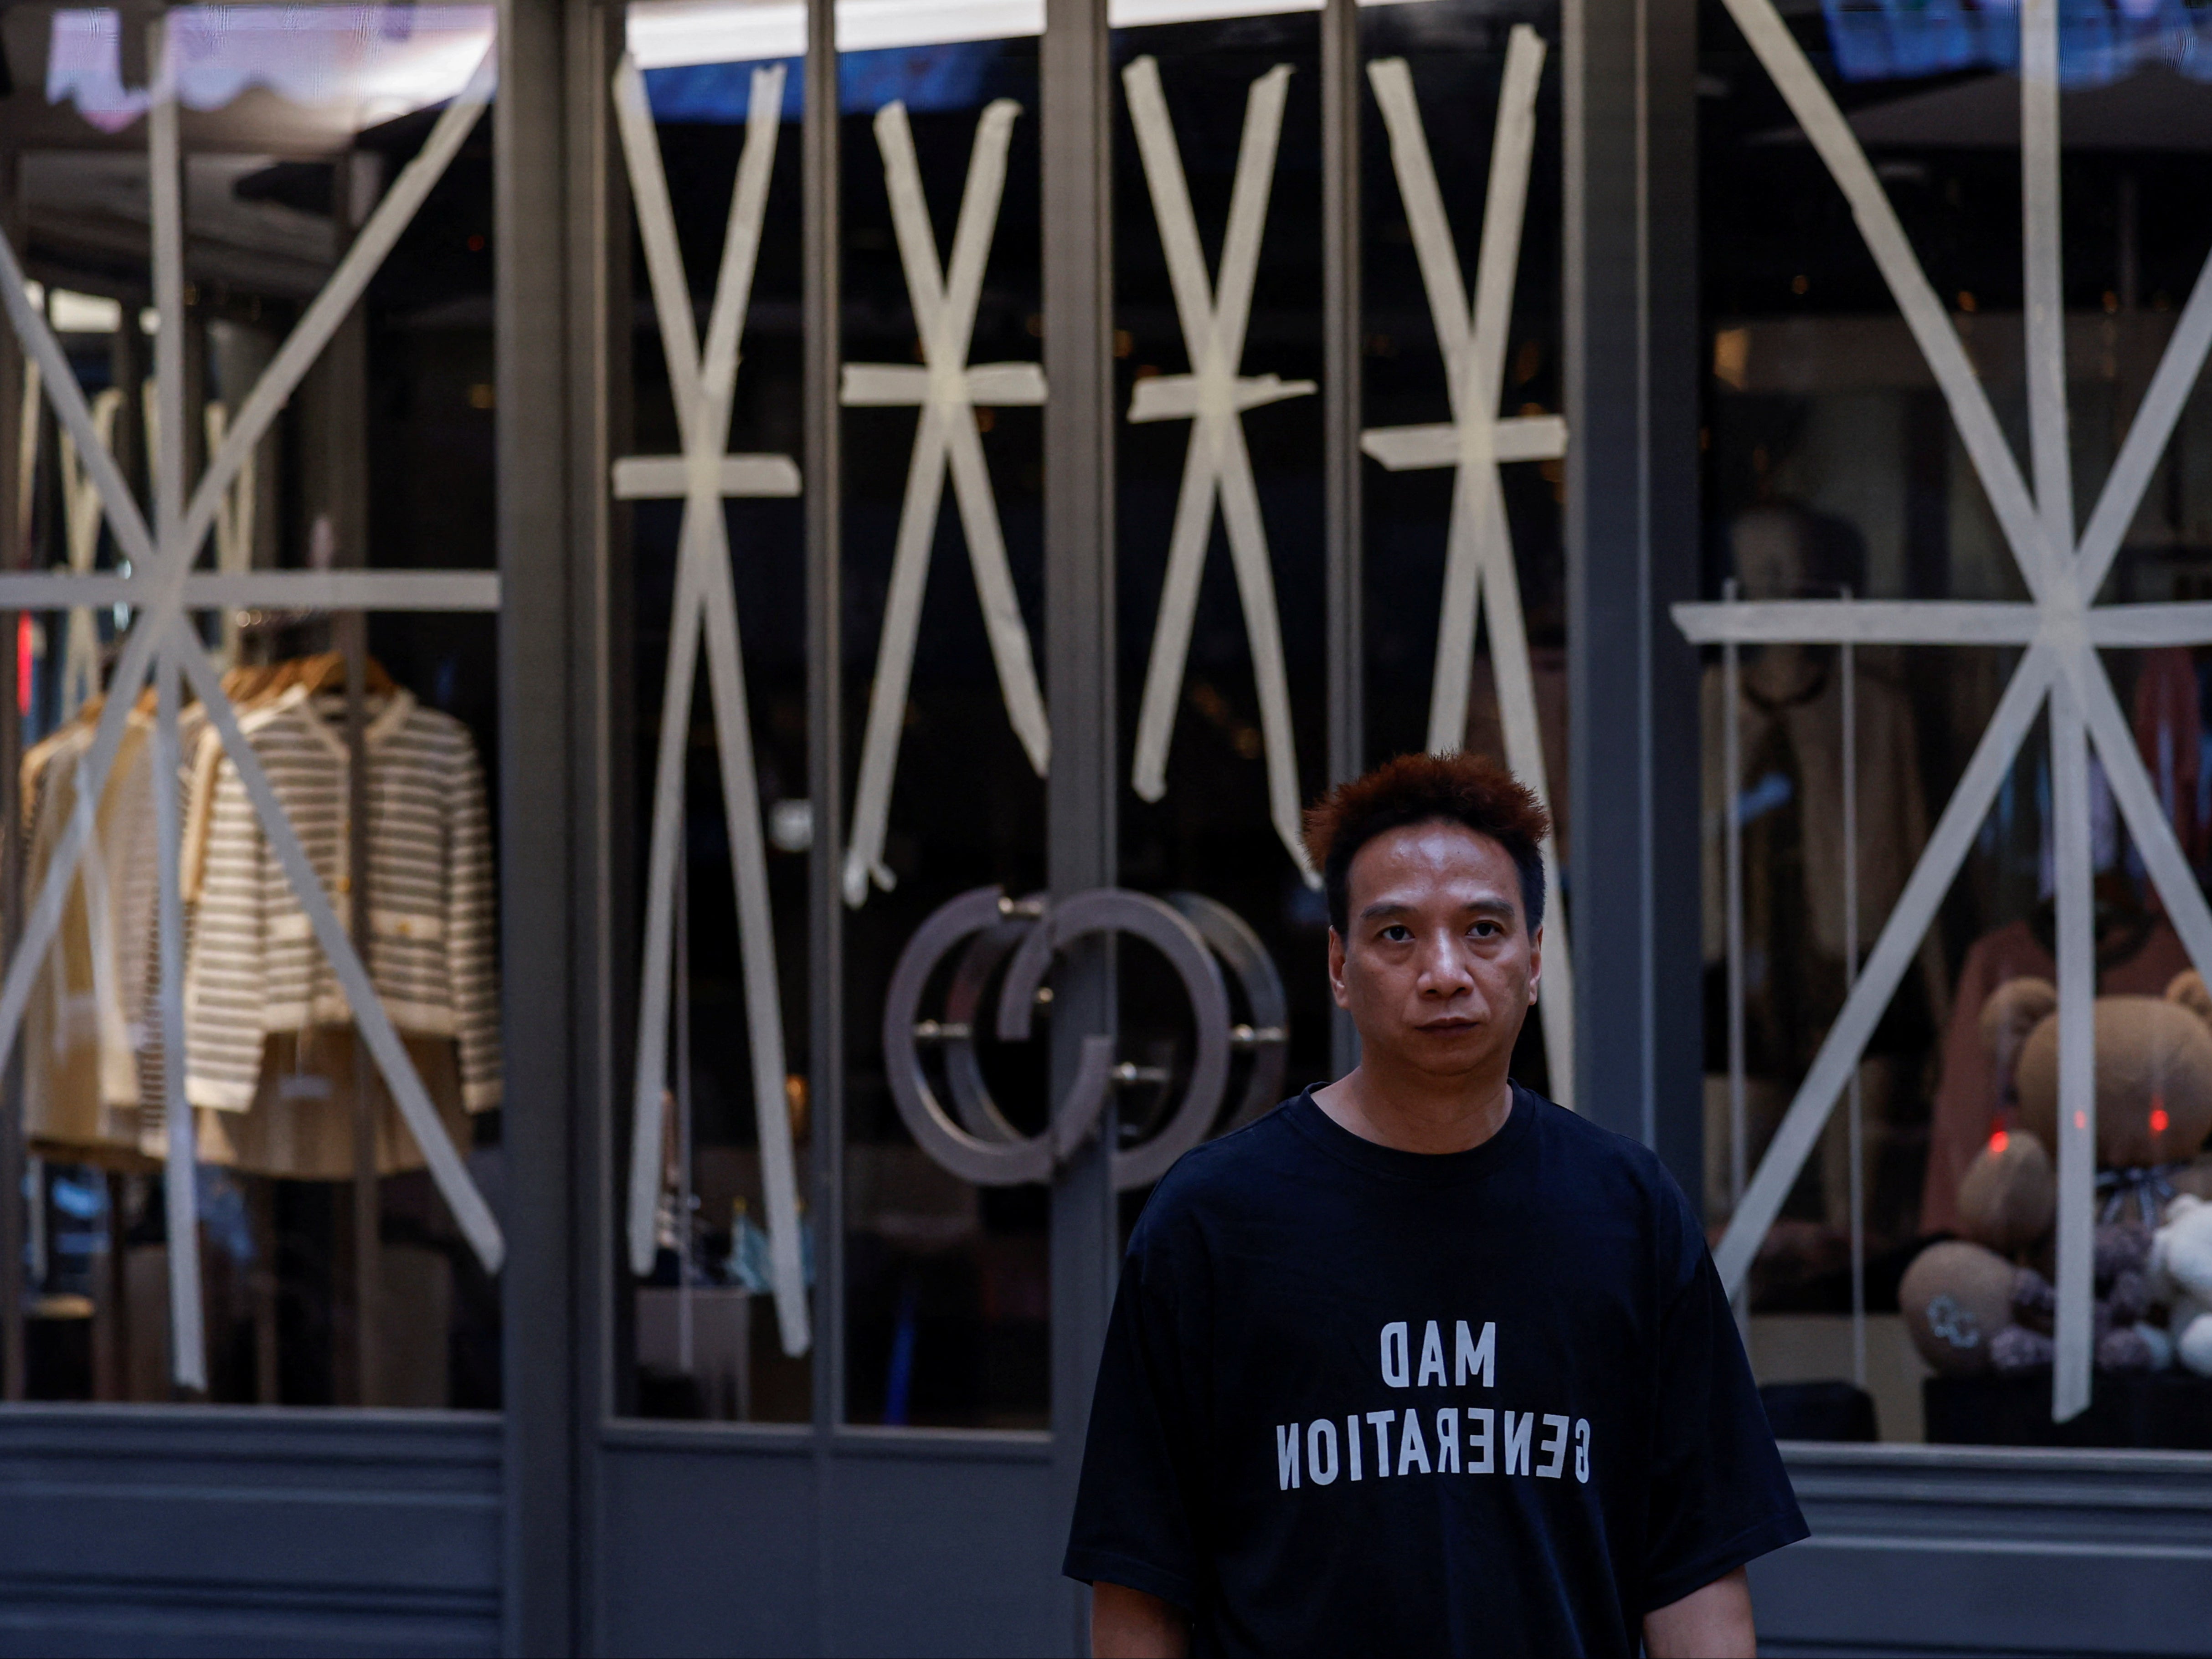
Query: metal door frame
[{"left": 492, "top": 0, "right": 1712, "bottom": 1649}]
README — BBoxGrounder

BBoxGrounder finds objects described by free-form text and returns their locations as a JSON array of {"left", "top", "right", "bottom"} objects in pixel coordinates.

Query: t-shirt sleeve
[
  {"left": 1641, "top": 1218, "right": 1811, "bottom": 1613},
  {"left": 1063, "top": 1212, "right": 1203, "bottom": 1611}
]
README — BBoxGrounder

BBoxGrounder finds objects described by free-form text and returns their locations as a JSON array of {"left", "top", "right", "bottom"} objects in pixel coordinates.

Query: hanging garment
[
  {"left": 20, "top": 715, "right": 154, "bottom": 1157},
  {"left": 177, "top": 1027, "right": 472, "bottom": 1181},
  {"left": 183, "top": 686, "right": 501, "bottom": 1116},
  {"left": 1920, "top": 914, "right": 2190, "bottom": 1236}
]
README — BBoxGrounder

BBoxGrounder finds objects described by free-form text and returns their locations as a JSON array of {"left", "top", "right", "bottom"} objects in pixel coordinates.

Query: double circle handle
[{"left": 884, "top": 885, "right": 1264, "bottom": 1188}]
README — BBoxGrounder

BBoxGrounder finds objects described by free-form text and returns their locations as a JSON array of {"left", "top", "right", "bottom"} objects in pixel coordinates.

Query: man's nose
[{"left": 1415, "top": 931, "right": 1474, "bottom": 994}]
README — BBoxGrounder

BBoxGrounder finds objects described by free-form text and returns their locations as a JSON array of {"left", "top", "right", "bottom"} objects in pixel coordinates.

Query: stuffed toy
[
  {"left": 1995, "top": 970, "right": 2212, "bottom": 1192},
  {"left": 1898, "top": 966, "right": 2212, "bottom": 1381},
  {"left": 1901, "top": 1225, "right": 2171, "bottom": 1376},
  {"left": 2150, "top": 1193, "right": 2212, "bottom": 1377}
]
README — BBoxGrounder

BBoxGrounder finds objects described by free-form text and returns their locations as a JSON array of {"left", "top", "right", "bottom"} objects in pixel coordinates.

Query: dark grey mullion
[
  {"left": 0, "top": 152, "right": 25, "bottom": 1405},
  {"left": 497, "top": 0, "right": 587, "bottom": 1649},
  {"left": 1563, "top": 0, "right": 1702, "bottom": 1189},
  {"left": 1043, "top": 0, "right": 1116, "bottom": 1649},
  {"left": 803, "top": 0, "right": 847, "bottom": 1641},
  {"left": 571, "top": 3, "right": 630, "bottom": 1654},
  {"left": 1322, "top": 0, "right": 1362, "bottom": 1080}
]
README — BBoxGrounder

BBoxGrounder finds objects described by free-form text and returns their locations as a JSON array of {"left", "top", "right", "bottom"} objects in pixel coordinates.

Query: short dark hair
[{"left": 1303, "top": 752, "right": 1551, "bottom": 936}]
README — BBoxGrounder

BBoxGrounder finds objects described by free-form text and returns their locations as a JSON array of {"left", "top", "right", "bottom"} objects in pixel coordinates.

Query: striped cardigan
[{"left": 183, "top": 687, "right": 502, "bottom": 1113}]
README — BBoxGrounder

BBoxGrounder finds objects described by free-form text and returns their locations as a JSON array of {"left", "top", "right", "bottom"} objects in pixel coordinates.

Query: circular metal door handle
[{"left": 883, "top": 886, "right": 1247, "bottom": 1188}]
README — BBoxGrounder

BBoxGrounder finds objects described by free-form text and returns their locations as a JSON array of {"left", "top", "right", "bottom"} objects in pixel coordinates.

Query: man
[{"left": 1065, "top": 752, "right": 1806, "bottom": 1657}]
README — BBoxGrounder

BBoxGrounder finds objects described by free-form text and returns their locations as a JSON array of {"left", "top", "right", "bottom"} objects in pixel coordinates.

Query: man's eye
[
  {"left": 1471, "top": 921, "right": 1501, "bottom": 939},
  {"left": 1380, "top": 925, "right": 1412, "bottom": 942}
]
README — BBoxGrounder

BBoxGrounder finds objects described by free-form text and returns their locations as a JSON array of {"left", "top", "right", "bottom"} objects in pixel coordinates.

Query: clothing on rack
[
  {"left": 16, "top": 662, "right": 501, "bottom": 1186},
  {"left": 184, "top": 683, "right": 501, "bottom": 1116}
]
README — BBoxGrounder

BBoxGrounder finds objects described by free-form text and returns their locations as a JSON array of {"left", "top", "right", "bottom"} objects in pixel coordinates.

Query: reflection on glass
[
  {"left": 6, "top": 3, "right": 502, "bottom": 1406},
  {"left": 1702, "top": 5, "right": 2212, "bottom": 1446}
]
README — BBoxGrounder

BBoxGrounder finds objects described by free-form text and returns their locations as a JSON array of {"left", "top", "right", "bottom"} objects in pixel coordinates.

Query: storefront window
[
  {"left": 1697, "top": 0, "right": 2212, "bottom": 1447},
  {"left": 2, "top": 1, "right": 504, "bottom": 1407},
  {"left": 834, "top": 11, "right": 1050, "bottom": 1432},
  {"left": 615, "top": 0, "right": 817, "bottom": 1425}
]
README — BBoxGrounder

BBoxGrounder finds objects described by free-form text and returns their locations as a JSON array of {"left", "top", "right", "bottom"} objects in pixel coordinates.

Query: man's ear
[
  {"left": 1327, "top": 927, "right": 1350, "bottom": 1011},
  {"left": 1527, "top": 922, "right": 1543, "bottom": 1006}
]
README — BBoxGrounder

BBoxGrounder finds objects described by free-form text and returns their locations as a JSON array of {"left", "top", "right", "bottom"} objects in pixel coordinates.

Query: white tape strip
[
  {"left": 2021, "top": 0, "right": 2071, "bottom": 579},
  {"left": 157, "top": 29, "right": 312, "bottom": 1372},
  {"left": 613, "top": 455, "right": 801, "bottom": 499},
  {"left": 1675, "top": 598, "right": 2037, "bottom": 645},
  {"left": 152, "top": 640, "right": 205, "bottom": 1391},
  {"left": 1361, "top": 413, "right": 1564, "bottom": 470},
  {"left": 15, "top": 356, "right": 37, "bottom": 565},
  {"left": 1677, "top": 598, "right": 2212, "bottom": 648},
  {"left": 56, "top": 390, "right": 123, "bottom": 719},
  {"left": 842, "top": 98, "right": 1052, "bottom": 909},
  {"left": 0, "top": 570, "right": 504, "bottom": 611},
  {"left": 2048, "top": 677, "right": 2094, "bottom": 1423},
  {"left": 1123, "top": 56, "right": 1315, "bottom": 883}
]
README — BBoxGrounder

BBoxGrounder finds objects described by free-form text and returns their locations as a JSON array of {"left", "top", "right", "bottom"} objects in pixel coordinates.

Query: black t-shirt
[{"left": 1064, "top": 1084, "right": 1808, "bottom": 1659}]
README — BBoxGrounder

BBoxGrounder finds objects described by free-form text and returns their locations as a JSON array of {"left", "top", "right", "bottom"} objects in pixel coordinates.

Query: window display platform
[{"left": 1925, "top": 1373, "right": 2212, "bottom": 1452}]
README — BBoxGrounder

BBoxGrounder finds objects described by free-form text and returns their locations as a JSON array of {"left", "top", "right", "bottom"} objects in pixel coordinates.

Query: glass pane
[
  {"left": 1111, "top": 6, "right": 1326, "bottom": 1231},
  {"left": 616, "top": 6, "right": 813, "bottom": 1423},
  {"left": 837, "top": 9, "right": 1050, "bottom": 1428},
  {"left": 1701, "top": 4, "right": 2212, "bottom": 1447},
  {"left": 4, "top": 0, "right": 504, "bottom": 1406},
  {"left": 1362, "top": 0, "right": 1566, "bottom": 1098}
]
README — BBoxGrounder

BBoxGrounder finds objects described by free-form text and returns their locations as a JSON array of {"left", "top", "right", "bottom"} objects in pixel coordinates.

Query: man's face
[{"left": 1328, "top": 819, "right": 1541, "bottom": 1084}]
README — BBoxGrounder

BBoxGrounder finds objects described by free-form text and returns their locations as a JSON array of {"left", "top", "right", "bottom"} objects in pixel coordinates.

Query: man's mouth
[{"left": 1417, "top": 1016, "right": 1479, "bottom": 1032}]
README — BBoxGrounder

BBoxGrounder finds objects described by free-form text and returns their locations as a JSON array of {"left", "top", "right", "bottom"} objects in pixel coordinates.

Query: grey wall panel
[
  {"left": 1754, "top": 1443, "right": 2212, "bottom": 1658},
  {"left": 820, "top": 1442, "right": 1060, "bottom": 1658},
  {"left": 597, "top": 1434, "right": 818, "bottom": 1657},
  {"left": 0, "top": 1406, "right": 499, "bottom": 1658},
  {"left": 597, "top": 1433, "right": 1061, "bottom": 1658}
]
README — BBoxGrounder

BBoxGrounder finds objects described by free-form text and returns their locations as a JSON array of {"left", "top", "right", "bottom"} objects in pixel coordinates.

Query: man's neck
[{"left": 1312, "top": 1062, "right": 1515, "bottom": 1156}]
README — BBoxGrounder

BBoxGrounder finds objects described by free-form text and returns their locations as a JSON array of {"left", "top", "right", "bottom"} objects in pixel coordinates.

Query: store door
[{"left": 539, "top": 0, "right": 1597, "bottom": 1648}]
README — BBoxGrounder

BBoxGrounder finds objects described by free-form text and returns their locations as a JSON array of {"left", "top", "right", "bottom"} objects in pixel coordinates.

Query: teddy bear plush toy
[
  {"left": 2151, "top": 1193, "right": 2212, "bottom": 1376},
  {"left": 1899, "top": 968, "right": 2212, "bottom": 1379}
]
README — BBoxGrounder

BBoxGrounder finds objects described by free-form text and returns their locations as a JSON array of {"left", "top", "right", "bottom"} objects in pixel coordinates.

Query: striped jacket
[{"left": 183, "top": 688, "right": 501, "bottom": 1113}]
